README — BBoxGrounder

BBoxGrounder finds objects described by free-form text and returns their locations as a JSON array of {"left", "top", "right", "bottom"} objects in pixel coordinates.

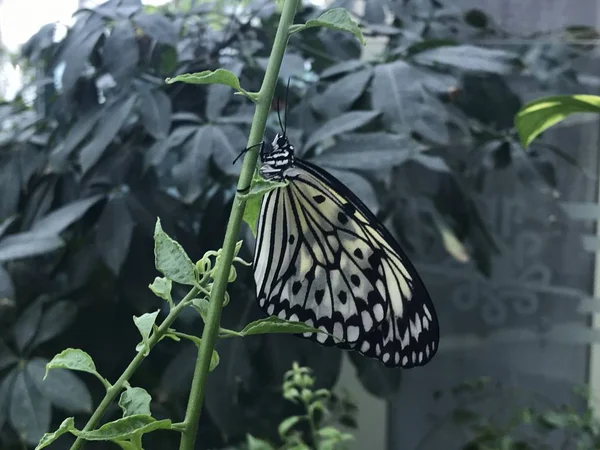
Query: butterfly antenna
[
  {"left": 276, "top": 95, "right": 285, "bottom": 136},
  {"left": 284, "top": 77, "right": 291, "bottom": 137}
]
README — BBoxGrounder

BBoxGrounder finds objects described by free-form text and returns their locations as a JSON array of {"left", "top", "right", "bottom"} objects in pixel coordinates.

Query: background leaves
[{"left": 0, "top": 0, "right": 585, "bottom": 448}]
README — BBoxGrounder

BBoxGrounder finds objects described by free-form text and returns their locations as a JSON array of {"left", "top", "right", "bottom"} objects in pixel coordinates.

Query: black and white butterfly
[{"left": 250, "top": 99, "right": 439, "bottom": 368}]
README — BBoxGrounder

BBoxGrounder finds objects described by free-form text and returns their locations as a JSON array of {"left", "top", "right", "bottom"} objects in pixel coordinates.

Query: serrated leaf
[
  {"left": 149, "top": 277, "right": 172, "bottom": 303},
  {"left": 119, "top": 387, "right": 152, "bottom": 417},
  {"left": 191, "top": 298, "right": 210, "bottom": 321},
  {"left": 246, "top": 434, "right": 276, "bottom": 450},
  {"left": 515, "top": 95, "right": 600, "bottom": 148},
  {"left": 133, "top": 310, "right": 160, "bottom": 356},
  {"left": 278, "top": 415, "right": 303, "bottom": 438},
  {"left": 27, "top": 358, "right": 92, "bottom": 413},
  {"left": 45, "top": 348, "right": 98, "bottom": 379},
  {"left": 153, "top": 218, "right": 197, "bottom": 285},
  {"left": 166, "top": 69, "right": 251, "bottom": 98},
  {"left": 35, "top": 417, "right": 76, "bottom": 450},
  {"left": 242, "top": 176, "right": 287, "bottom": 236},
  {"left": 75, "top": 415, "right": 172, "bottom": 440},
  {"left": 240, "top": 317, "right": 328, "bottom": 337},
  {"left": 10, "top": 369, "right": 51, "bottom": 445},
  {"left": 291, "top": 8, "right": 365, "bottom": 45}
]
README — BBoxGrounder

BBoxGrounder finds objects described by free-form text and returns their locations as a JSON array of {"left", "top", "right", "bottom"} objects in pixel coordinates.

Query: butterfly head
[{"left": 259, "top": 133, "right": 295, "bottom": 181}]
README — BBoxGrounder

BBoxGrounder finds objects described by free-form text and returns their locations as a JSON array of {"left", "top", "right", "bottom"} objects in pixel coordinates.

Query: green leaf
[
  {"left": 75, "top": 415, "right": 172, "bottom": 440},
  {"left": 35, "top": 417, "right": 75, "bottom": 450},
  {"left": 210, "top": 350, "right": 220, "bottom": 372},
  {"left": 515, "top": 95, "right": 600, "bottom": 148},
  {"left": 190, "top": 298, "right": 210, "bottom": 322},
  {"left": 27, "top": 358, "right": 92, "bottom": 413},
  {"left": 133, "top": 310, "right": 160, "bottom": 356},
  {"left": 45, "top": 349, "right": 99, "bottom": 380},
  {"left": 149, "top": 277, "right": 173, "bottom": 305},
  {"left": 290, "top": 8, "right": 365, "bottom": 45},
  {"left": 166, "top": 69, "right": 254, "bottom": 100},
  {"left": 119, "top": 387, "right": 152, "bottom": 417},
  {"left": 278, "top": 415, "right": 303, "bottom": 438},
  {"left": 153, "top": 218, "right": 197, "bottom": 285},
  {"left": 246, "top": 434, "right": 276, "bottom": 450},
  {"left": 241, "top": 175, "right": 287, "bottom": 236},
  {"left": 239, "top": 317, "right": 330, "bottom": 338}
]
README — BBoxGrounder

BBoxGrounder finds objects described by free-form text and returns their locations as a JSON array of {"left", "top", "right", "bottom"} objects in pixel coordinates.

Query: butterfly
[{"left": 249, "top": 96, "right": 439, "bottom": 368}]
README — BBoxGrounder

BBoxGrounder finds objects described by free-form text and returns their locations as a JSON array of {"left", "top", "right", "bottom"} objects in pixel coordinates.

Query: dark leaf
[
  {"left": 139, "top": 89, "right": 172, "bottom": 139},
  {"left": 204, "top": 338, "right": 254, "bottom": 437},
  {"left": 311, "top": 133, "right": 419, "bottom": 170},
  {"left": 348, "top": 351, "right": 402, "bottom": 398},
  {"left": 26, "top": 358, "right": 92, "bottom": 413},
  {"left": 21, "top": 177, "right": 57, "bottom": 231},
  {"left": 0, "top": 341, "right": 17, "bottom": 372},
  {"left": 10, "top": 368, "right": 51, "bottom": 445},
  {"left": 0, "top": 370, "right": 17, "bottom": 431},
  {"left": 31, "top": 195, "right": 104, "bottom": 235},
  {"left": 0, "top": 160, "right": 22, "bottom": 219},
  {"left": 79, "top": 94, "right": 137, "bottom": 173},
  {"left": 143, "top": 138, "right": 169, "bottom": 169},
  {"left": 96, "top": 196, "right": 135, "bottom": 275},
  {"left": 103, "top": 19, "right": 139, "bottom": 83},
  {"left": 159, "top": 344, "right": 195, "bottom": 397},
  {"left": 412, "top": 153, "right": 450, "bottom": 172},
  {"left": 320, "top": 59, "right": 365, "bottom": 78},
  {"left": 364, "top": 0, "right": 386, "bottom": 23},
  {"left": 325, "top": 169, "right": 378, "bottom": 212},
  {"left": 0, "top": 265, "right": 15, "bottom": 303},
  {"left": 0, "top": 232, "right": 64, "bottom": 262},
  {"left": 167, "top": 125, "right": 198, "bottom": 148},
  {"left": 13, "top": 297, "right": 45, "bottom": 353},
  {"left": 311, "top": 68, "right": 373, "bottom": 117},
  {"left": 371, "top": 61, "right": 421, "bottom": 132},
  {"left": 0, "top": 216, "right": 17, "bottom": 238},
  {"left": 209, "top": 125, "right": 248, "bottom": 175},
  {"left": 59, "top": 14, "right": 105, "bottom": 93},
  {"left": 52, "top": 107, "right": 102, "bottom": 164},
  {"left": 32, "top": 301, "right": 77, "bottom": 348},
  {"left": 133, "top": 11, "right": 177, "bottom": 45},
  {"left": 413, "top": 45, "right": 521, "bottom": 74},
  {"left": 304, "top": 111, "right": 380, "bottom": 149}
]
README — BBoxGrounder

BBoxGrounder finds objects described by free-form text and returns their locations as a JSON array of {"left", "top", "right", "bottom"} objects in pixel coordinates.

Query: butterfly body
[{"left": 253, "top": 132, "right": 439, "bottom": 368}]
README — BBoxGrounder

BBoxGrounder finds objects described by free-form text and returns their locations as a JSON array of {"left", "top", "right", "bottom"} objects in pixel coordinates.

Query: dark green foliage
[{"left": 0, "top": 0, "right": 591, "bottom": 448}]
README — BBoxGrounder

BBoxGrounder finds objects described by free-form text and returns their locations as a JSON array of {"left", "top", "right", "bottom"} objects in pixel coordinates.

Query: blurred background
[{"left": 1, "top": 0, "right": 600, "bottom": 449}]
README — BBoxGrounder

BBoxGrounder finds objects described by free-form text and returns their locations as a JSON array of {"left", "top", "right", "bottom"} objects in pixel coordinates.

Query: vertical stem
[{"left": 177, "top": 1, "right": 301, "bottom": 449}]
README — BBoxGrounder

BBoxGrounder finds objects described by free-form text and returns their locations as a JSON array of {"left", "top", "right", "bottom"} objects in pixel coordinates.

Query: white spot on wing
[
  {"left": 383, "top": 353, "right": 390, "bottom": 363},
  {"left": 360, "top": 341, "right": 370, "bottom": 352},
  {"left": 394, "top": 352, "right": 400, "bottom": 364},
  {"left": 373, "top": 303, "right": 384, "bottom": 322},
  {"left": 317, "top": 326, "right": 328, "bottom": 343},
  {"left": 361, "top": 311, "right": 373, "bottom": 331},
  {"left": 402, "top": 356, "right": 408, "bottom": 366},
  {"left": 267, "top": 304, "right": 275, "bottom": 315},
  {"left": 278, "top": 310, "right": 286, "bottom": 319},
  {"left": 347, "top": 325, "right": 360, "bottom": 342},
  {"left": 289, "top": 314, "right": 299, "bottom": 322},
  {"left": 333, "top": 322, "right": 344, "bottom": 341}
]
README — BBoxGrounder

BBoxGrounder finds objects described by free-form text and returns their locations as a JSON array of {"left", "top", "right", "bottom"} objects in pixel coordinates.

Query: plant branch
[
  {"left": 68, "top": 287, "right": 200, "bottom": 450},
  {"left": 177, "top": 1, "right": 301, "bottom": 449}
]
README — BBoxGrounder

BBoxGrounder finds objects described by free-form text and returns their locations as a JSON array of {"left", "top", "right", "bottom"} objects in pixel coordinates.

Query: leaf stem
[
  {"left": 177, "top": 1, "right": 301, "bottom": 449},
  {"left": 68, "top": 287, "right": 199, "bottom": 450}
]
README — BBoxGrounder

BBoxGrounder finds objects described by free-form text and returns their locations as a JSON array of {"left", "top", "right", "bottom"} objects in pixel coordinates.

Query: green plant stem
[
  {"left": 177, "top": 1, "right": 301, "bottom": 449},
  {"left": 68, "top": 287, "right": 199, "bottom": 450}
]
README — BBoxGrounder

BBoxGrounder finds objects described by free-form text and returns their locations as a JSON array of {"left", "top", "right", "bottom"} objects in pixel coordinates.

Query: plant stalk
[
  {"left": 69, "top": 287, "right": 200, "bottom": 450},
  {"left": 177, "top": 1, "right": 300, "bottom": 449}
]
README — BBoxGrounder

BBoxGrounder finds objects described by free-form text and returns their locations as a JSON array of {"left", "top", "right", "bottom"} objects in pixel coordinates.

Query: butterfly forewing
[{"left": 253, "top": 133, "right": 439, "bottom": 368}]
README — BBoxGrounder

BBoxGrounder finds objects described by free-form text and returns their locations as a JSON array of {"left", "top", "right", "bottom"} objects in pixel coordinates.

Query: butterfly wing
[{"left": 253, "top": 159, "right": 439, "bottom": 367}]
